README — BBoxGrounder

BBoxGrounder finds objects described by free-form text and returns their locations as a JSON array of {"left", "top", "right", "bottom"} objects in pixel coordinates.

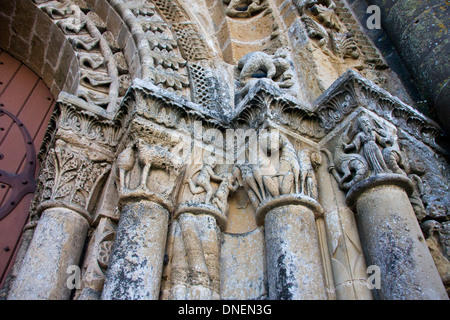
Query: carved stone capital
[
  {"left": 36, "top": 139, "right": 112, "bottom": 222},
  {"left": 256, "top": 193, "right": 324, "bottom": 226},
  {"left": 39, "top": 94, "right": 122, "bottom": 163}
]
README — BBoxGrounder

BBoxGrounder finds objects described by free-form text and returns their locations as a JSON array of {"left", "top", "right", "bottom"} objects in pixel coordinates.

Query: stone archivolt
[{"left": 3, "top": 0, "right": 449, "bottom": 301}]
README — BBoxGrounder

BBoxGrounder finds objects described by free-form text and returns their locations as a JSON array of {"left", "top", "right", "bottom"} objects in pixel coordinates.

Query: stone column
[
  {"left": 101, "top": 137, "right": 185, "bottom": 300},
  {"left": 317, "top": 151, "right": 373, "bottom": 300},
  {"left": 256, "top": 194, "right": 327, "bottom": 300},
  {"left": 346, "top": 173, "right": 448, "bottom": 300},
  {"left": 367, "top": 0, "right": 449, "bottom": 135},
  {"left": 101, "top": 200, "right": 169, "bottom": 300},
  {"left": 8, "top": 140, "right": 111, "bottom": 300},
  {"left": 165, "top": 204, "right": 225, "bottom": 300},
  {"left": 8, "top": 207, "right": 89, "bottom": 300}
]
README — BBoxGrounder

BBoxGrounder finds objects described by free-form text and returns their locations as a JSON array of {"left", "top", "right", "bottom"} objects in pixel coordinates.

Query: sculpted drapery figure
[{"left": 343, "top": 116, "right": 391, "bottom": 175}]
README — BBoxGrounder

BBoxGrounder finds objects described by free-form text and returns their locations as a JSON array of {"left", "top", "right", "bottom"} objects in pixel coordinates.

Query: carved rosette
[{"left": 75, "top": 217, "right": 117, "bottom": 300}]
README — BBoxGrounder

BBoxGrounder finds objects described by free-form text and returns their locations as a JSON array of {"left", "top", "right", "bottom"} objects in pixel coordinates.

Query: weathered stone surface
[
  {"left": 220, "top": 228, "right": 267, "bottom": 300},
  {"left": 101, "top": 201, "right": 169, "bottom": 300},
  {"left": 264, "top": 203, "right": 327, "bottom": 300},
  {"left": 8, "top": 208, "right": 88, "bottom": 300},
  {"left": 2, "top": 0, "right": 449, "bottom": 301},
  {"left": 352, "top": 175, "right": 447, "bottom": 300}
]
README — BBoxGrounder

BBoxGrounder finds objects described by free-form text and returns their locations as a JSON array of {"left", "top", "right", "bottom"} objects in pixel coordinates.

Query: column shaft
[
  {"left": 8, "top": 207, "right": 88, "bottom": 300},
  {"left": 264, "top": 204, "right": 327, "bottom": 300},
  {"left": 101, "top": 200, "right": 169, "bottom": 300},
  {"left": 354, "top": 182, "right": 448, "bottom": 299}
]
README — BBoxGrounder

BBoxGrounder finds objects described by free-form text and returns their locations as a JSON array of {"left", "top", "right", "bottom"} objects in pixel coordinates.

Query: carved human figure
[
  {"left": 343, "top": 116, "right": 390, "bottom": 175},
  {"left": 238, "top": 163, "right": 262, "bottom": 210},
  {"left": 298, "top": 148, "right": 322, "bottom": 199},
  {"left": 212, "top": 171, "right": 239, "bottom": 214},
  {"left": 188, "top": 156, "right": 223, "bottom": 204},
  {"left": 254, "top": 136, "right": 280, "bottom": 199},
  {"left": 277, "top": 134, "right": 301, "bottom": 195}
]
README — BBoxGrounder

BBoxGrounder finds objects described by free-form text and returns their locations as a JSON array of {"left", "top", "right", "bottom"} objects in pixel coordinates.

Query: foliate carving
[
  {"left": 223, "top": 0, "right": 270, "bottom": 18},
  {"left": 75, "top": 217, "right": 117, "bottom": 299},
  {"left": 56, "top": 100, "right": 123, "bottom": 148},
  {"left": 332, "top": 0, "right": 385, "bottom": 67},
  {"left": 37, "top": 140, "right": 111, "bottom": 217},
  {"left": 172, "top": 23, "right": 211, "bottom": 61},
  {"left": 113, "top": 0, "right": 190, "bottom": 95},
  {"left": 35, "top": 0, "right": 131, "bottom": 111},
  {"left": 234, "top": 82, "right": 324, "bottom": 140},
  {"left": 150, "top": 0, "right": 212, "bottom": 60}
]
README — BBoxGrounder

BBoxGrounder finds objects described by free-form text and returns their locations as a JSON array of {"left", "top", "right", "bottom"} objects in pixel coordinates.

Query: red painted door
[{"left": 0, "top": 50, "right": 55, "bottom": 286}]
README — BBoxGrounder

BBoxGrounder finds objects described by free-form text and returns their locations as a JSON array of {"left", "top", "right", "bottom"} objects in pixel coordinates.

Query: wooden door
[{"left": 0, "top": 50, "right": 55, "bottom": 286}]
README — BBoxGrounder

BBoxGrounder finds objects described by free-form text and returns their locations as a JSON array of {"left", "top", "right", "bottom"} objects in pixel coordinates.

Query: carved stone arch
[
  {"left": 0, "top": 0, "right": 80, "bottom": 99},
  {"left": 0, "top": 0, "right": 137, "bottom": 113}
]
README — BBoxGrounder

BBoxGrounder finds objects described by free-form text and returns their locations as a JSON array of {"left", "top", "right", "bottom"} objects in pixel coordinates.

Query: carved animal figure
[
  {"left": 223, "top": 0, "right": 268, "bottom": 18},
  {"left": 238, "top": 51, "right": 277, "bottom": 85},
  {"left": 136, "top": 139, "right": 183, "bottom": 190},
  {"left": 323, "top": 125, "right": 369, "bottom": 191},
  {"left": 116, "top": 142, "right": 136, "bottom": 191},
  {"left": 383, "top": 147, "right": 407, "bottom": 176},
  {"left": 188, "top": 156, "right": 223, "bottom": 204}
]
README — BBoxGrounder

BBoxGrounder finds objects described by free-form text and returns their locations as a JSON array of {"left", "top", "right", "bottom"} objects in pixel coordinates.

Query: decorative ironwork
[{"left": 0, "top": 108, "right": 37, "bottom": 220}]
